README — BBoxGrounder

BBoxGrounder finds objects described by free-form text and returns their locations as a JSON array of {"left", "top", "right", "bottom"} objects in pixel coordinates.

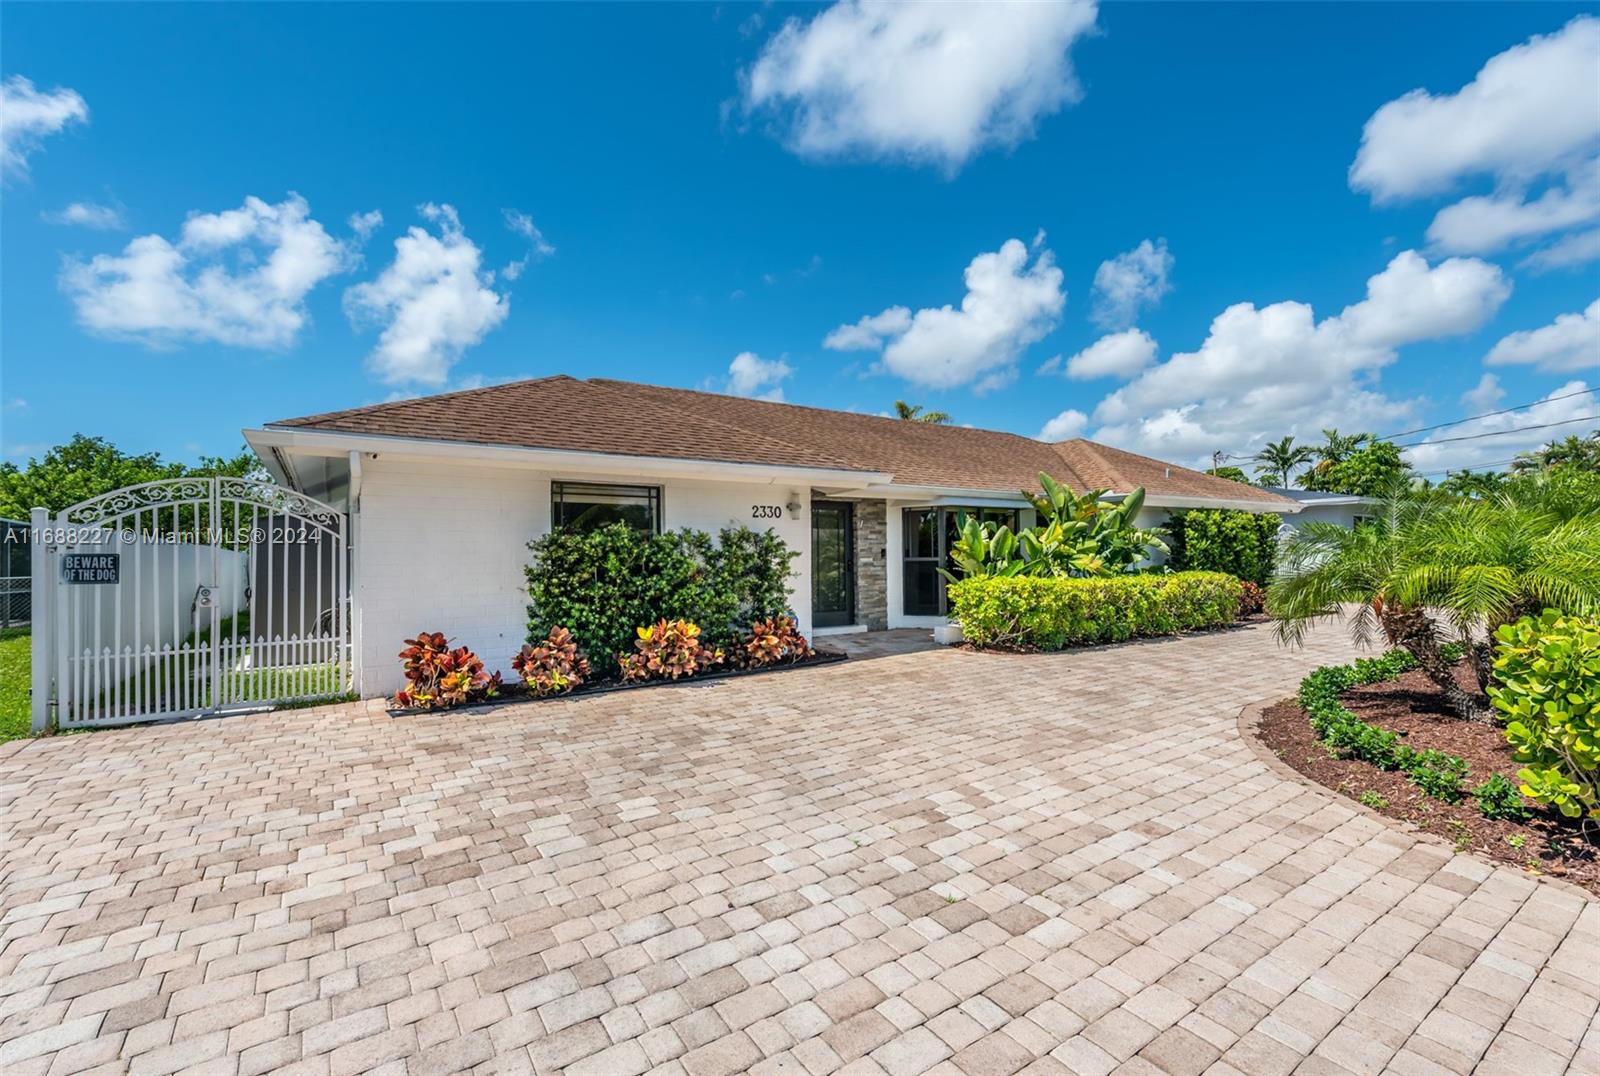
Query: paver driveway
[{"left": 1, "top": 624, "right": 1595, "bottom": 1076}]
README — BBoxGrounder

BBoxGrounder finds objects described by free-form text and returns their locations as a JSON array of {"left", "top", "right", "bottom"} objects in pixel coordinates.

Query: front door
[{"left": 811, "top": 501, "right": 855, "bottom": 628}]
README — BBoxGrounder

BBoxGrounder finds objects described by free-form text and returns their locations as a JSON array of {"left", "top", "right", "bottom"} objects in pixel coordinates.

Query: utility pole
[{"left": 1212, "top": 450, "right": 1224, "bottom": 472}]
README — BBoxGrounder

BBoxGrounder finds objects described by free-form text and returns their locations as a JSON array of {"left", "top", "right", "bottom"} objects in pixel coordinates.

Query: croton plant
[
  {"left": 512, "top": 625, "right": 592, "bottom": 697},
  {"left": 739, "top": 615, "right": 813, "bottom": 667},
  {"left": 395, "top": 632, "right": 502, "bottom": 710},
  {"left": 619, "top": 619, "right": 724, "bottom": 682}
]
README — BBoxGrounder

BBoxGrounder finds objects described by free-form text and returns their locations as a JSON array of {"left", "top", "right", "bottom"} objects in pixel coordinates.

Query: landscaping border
[
  {"left": 1236, "top": 698, "right": 1596, "bottom": 902},
  {"left": 387, "top": 647, "right": 849, "bottom": 718}
]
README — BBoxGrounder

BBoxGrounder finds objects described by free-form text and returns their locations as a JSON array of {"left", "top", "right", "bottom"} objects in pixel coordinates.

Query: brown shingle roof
[{"left": 269, "top": 376, "right": 1291, "bottom": 507}]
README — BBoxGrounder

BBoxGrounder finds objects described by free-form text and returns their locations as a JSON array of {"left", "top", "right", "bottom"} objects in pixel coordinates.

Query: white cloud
[
  {"left": 1520, "top": 228, "right": 1600, "bottom": 272},
  {"left": 1038, "top": 408, "right": 1088, "bottom": 442},
  {"left": 743, "top": 0, "right": 1098, "bottom": 171},
  {"left": 1060, "top": 329, "right": 1157, "bottom": 381},
  {"left": 1088, "top": 250, "right": 1510, "bottom": 467},
  {"left": 0, "top": 75, "right": 87, "bottom": 175},
  {"left": 1090, "top": 239, "right": 1172, "bottom": 330},
  {"left": 503, "top": 209, "right": 555, "bottom": 256},
  {"left": 344, "top": 204, "right": 510, "bottom": 386},
  {"left": 1406, "top": 380, "right": 1597, "bottom": 473},
  {"left": 724, "top": 351, "right": 793, "bottom": 401},
  {"left": 61, "top": 194, "right": 349, "bottom": 349},
  {"left": 42, "top": 201, "right": 123, "bottom": 229},
  {"left": 824, "top": 237, "right": 1064, "bottom": 389},
  {"left": 823, "top": 306, "right": 911, "bottom": 350},
  {"left": 1351, "top": 17, "right": 1600, "bottom": 265},
  {"left": 1461, "top": 372, "right": 1504, "bottom": 412},
  {"left": 348, "top": 209, "right": 383, "bottom": 242},
  {"left": 1485, "top": 299, "right": 1600, "bottom": 373}
]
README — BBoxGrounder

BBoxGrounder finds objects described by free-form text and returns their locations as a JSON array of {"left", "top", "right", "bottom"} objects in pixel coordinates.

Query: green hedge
[
  {"left": 1165, "top": 509, "right": 1282, "bottom": 585},
  {"left": 948, "top": 572, "right": 1242, "bottom": 650},
  {"left": 526, "top": 523, "right": 797, "bottom": 677}
]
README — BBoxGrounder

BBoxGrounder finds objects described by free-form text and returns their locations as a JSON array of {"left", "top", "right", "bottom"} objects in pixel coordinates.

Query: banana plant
[{"left": 939, "top": 513, "right": 1027, "bottom": 582}]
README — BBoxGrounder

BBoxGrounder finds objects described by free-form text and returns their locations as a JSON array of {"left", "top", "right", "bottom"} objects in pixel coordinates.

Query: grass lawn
[{"left": 0, "top": 627, "right": 30, "bottom": 742}]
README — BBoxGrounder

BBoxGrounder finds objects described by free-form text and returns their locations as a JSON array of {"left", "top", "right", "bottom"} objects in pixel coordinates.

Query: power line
[
  {"left": 1395, "top": 413, "right": 1599, "bottom": 448},
  {"left": 1379, "top": 386, "right": 1597, "bottom": 439}
]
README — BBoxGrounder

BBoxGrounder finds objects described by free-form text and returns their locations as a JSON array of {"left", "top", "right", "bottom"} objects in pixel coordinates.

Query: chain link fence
[{"left": 2, "top": 519, "right": 30, "bottom": 628}]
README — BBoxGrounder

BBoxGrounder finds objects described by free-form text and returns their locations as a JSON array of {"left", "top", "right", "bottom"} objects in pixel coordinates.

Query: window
[
  {"left": 552, "top": 481, "right": 661, "bottom": 534},
  {"left": 902, "top": 506, "right": 1020, "bottom": 616}
]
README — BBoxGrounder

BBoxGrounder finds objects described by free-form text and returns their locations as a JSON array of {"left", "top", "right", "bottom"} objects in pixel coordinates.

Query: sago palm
[{"left": 1270, "top": 493, "right": 1600, "bottom": 722}]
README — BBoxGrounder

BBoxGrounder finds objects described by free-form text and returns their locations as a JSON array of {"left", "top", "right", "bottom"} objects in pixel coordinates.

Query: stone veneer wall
[{"left": 853, "top": 500, "right": 889, "bottom": 630}]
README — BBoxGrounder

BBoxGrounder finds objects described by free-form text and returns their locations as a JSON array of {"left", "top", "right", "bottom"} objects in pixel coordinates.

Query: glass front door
[{"left": 811, "top": 501, "right": 855, "bottom": 628}]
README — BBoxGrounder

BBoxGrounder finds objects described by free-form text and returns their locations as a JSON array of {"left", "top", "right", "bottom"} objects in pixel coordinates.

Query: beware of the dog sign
[{"left": 61, "top": 553, "right": 120, "bottom": 584}]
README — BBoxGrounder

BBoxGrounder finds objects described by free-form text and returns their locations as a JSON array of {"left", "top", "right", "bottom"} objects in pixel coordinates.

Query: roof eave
[{"left": 245, "top": 426, "right": 894, "bottom": 487}]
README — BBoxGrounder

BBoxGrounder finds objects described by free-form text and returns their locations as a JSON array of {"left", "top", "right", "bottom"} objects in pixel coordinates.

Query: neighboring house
[
  {"left": 1259, "top": 487, "right": 1381, "bottom": 534},
  {"left": 245, "top": 376, "right": 1297, "bottom": 695}
]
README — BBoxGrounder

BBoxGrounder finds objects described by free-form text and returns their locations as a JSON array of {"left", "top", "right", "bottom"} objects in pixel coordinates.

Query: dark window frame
[
  {"left": 902, "top": 506, "right": 1020, "bottom": 617},
  {"left": 551, "top": 481, "right": 663, "bottom": 535}
]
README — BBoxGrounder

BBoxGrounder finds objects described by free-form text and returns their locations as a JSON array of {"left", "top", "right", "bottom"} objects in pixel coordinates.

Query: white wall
[
  {"left": 55, "top": 529, "right": 248, "bottom": 660},
  {"left": 1275, "top": 502, "right": 1369, "bottom": 534},
  {"left": 354, "top": 459, "right": 813, "bottom": 696}
]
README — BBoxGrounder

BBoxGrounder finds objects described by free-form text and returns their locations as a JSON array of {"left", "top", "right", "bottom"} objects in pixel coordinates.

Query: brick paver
[{"left": 1, "top": 624, "right": 1595, "bottom": 1075}]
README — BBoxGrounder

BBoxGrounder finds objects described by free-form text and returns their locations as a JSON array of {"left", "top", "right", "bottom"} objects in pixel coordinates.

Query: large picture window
[
  {"left": 902, "top": 506, "right": 1020, "bottom": 616},
  {"left": 552, "top": 481, "right": 661, "bottom": 534}
]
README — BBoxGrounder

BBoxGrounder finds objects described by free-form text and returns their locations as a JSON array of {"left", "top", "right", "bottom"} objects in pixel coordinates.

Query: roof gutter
[
  {"left": 244, "top": 426, "right": 894, "bottom": 488},
  {"left": 1143, "top": 493, "right": 1301, "bottom": 514}
]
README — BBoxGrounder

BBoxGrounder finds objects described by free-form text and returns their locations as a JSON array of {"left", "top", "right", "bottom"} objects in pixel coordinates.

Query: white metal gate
[{"left": 30, "top": 477, "right": 350, "bottom": 730}]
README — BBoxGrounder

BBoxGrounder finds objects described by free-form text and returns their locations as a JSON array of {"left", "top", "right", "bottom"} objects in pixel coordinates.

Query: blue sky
[{"left": 2, "top": 2, "right": 1596, "bottom": 477}]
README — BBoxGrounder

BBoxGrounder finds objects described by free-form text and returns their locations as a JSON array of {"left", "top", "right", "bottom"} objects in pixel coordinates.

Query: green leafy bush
[
  {"left": 1472, "top": 773, "right": 1531, "bottom": 822},
  {"left": 526, "top": 523, "right": 798, "bottom": 677},
  {"left": 947, "top": 572, "right": 1241, "bottom": 650},
  {"left": 1296, "top": 646, "right": 1470, "bottom": 803},
  {"left": 1166, "top": 509, "right": 1282, "bottom": 585},
  {"left": 1489, "top": 610, "right": 1600, "bottom": 820}
]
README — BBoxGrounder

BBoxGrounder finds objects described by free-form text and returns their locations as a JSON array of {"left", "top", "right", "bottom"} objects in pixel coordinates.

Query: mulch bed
[
  {"left": 388, "top": 647, "right": 848, "bottom": 718},
  {"left": 1257, "top": 659, "right": 1600, "bottom": 896}
]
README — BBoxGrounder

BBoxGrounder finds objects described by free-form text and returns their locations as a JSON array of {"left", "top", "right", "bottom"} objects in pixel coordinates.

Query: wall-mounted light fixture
[{"left": 785, "top": 493, "right": 802, "bottom": 519}]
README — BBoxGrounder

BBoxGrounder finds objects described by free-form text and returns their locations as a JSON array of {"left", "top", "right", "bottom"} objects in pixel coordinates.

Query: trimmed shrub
[
  {"left": 1490, "top": 610, "right": 1600, "bottom": 820},
  {"left": 947, "top": 572, "right": 1242, "bottom": 650},
  {"left": 1166, "top": 509, "right": 1281, "bottom": 586},
  {"left": 1297, "top": 645, "right": 1471, "bottom": 804},
  {"left": 526, "top": 523, "right": 798, "bottom": 677}
]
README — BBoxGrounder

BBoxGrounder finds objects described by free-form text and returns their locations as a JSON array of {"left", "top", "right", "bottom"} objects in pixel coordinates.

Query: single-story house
[
  {"left": 1258, "top": 487, "right": 1381, "bottom": 534},
  {"left": 245, "top": 376, "right": 1297, "bottom": 695}
]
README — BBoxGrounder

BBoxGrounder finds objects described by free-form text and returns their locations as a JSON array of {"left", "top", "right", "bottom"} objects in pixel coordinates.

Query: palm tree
[
  {"left": 1271, "top": 492, "right": 1600, "bottom": 722},
  {"left": 894, "top": 401, "right": 951, "bottom": 424},
  {"left": 1252, "top": 436, "right": 1313, "bottom": 487},
  {"left": 1436, "top": 469, "right": 1505, "bottom": 500},
  {"left": 1511, "top": 431, "right": 1600, "bottom": 474}
]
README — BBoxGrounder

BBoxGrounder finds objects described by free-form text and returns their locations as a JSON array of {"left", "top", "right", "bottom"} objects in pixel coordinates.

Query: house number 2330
[{"left": 751, "top": 505, "right": 783, "bottom": 519}]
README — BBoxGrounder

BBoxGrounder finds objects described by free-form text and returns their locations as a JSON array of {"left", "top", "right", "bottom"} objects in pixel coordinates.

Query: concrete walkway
[{"left": 0, "top": 623, "right": 1594, "bottom": 1076}]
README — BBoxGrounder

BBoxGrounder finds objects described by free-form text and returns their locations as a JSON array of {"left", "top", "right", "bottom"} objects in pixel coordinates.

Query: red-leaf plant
[
  {"left": 738, "top": 615, "right": 814, "bottom": 668},
  {"left": 395, "top": 631, "right": 501, "bottom": 710},
  {"left": 619, "top": 619, "right": 724, "bottom": 683},
  {"left": 512, "top": 625, "right": 592, "bottom": 697}
]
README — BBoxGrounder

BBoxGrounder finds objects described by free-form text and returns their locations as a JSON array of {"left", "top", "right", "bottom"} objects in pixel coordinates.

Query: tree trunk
[
  {"left": 1378, "top": 602, "right": 1495, "bottom": 723},
  {"left": 1471, "top": 639, "right": 1494, "bottom": 694}
]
